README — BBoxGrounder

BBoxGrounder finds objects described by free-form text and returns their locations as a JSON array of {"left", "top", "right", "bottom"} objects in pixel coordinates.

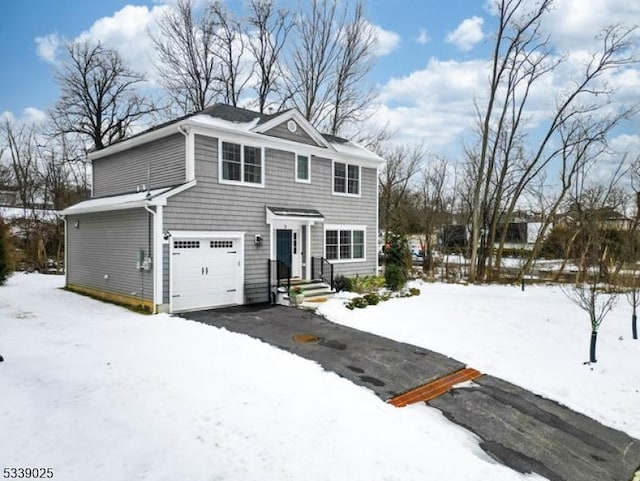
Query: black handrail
[
  {"left": 311, "top": 257, "right": 334, "bottom": 291},
  {"left": 268, "top": 259, "right": 291, "bottom": 304}
]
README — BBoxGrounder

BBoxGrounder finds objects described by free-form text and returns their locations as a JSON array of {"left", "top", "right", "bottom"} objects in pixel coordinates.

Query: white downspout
[
  {"left": 376, "top": 164, "right": 381, "bottom": 275},
  {"left": 305, "top": 221, "right": 312, "bottom": 281},
  {"left": 144, "top": 204, "right": 158, "bottom": 314},
  {"left": 62, "top": 216, "right": 68, "bottom": 285}
]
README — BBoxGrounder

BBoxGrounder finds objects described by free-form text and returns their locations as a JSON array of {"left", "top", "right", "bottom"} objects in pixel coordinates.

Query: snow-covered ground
[
  {"left": 1, "top": 273, "right": 545, "bottom": 481},
  {"left": 4, "top": 275, "right": 639, "bottom": 480},
  {"left": 319, "top": 280, "right": 640, "bottom": 441}
]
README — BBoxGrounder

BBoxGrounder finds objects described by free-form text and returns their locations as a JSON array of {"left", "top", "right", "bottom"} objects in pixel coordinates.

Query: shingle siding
[
  {"left": 264, "top": 121, "right": 321, "bottom": 146},
  {"left": 66, "top": 209, "right": 154, "bottom": 301},
  {"left": 92, "top": 133, "right": 186, "bottom": 197},
  {"left": 163, "top": 134, "right": 378, "bottom": 304}
]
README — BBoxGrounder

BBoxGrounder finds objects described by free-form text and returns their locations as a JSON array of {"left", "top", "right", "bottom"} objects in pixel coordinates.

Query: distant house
[
  {"left": 496, "top": 221, "right": 546, "bottom": 248},
  {"left": 59, "top": 104, "right": 385, "bottom": 313},
  {"left": 441, "top": 224, "right": 468, "bottom": 251},
  {"left": 557, "top": 206, "right": 633, "bottom": 231}
]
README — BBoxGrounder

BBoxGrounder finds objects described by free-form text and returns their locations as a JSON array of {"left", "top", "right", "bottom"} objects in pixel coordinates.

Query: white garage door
[{"left": 171, "top": 234, "right": 243, "bottom": 312}]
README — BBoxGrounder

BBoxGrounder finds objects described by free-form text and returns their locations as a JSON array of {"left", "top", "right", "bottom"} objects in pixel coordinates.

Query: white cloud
[
  {"left": 544, "top": 0, "right": 640, "bottom": 50},
  {"left": 445, "top": 16, "right": 484, "bottom": 51},
  {"left": 35, "top": 33, "right": 61, "bottom": 64},
  {"left": 23, "top": 107, "right": 47, "bottom": 125},
  {"left": 371, "top": 24, "right": 401, "bottom": 56},
  {"left": 74, "top": 5, "right": 169, "bottom": 83},
  {"left": 378, "top": 58, "right": 488, "bottom": 151},
  {"left": 0, "top": 110, "right": 15, "bottom": 124},
  {"left": 372, "top": 1, "right": 640, "bottom": 172},
  {"left": 1, "top": 108, "right": 47, "bottom": 126},
  {"left": 582, "top": 133, "right": 640, "bottom": 190},
  {"left": 416, "top": 29, "right": 431, "bottom": 45}
]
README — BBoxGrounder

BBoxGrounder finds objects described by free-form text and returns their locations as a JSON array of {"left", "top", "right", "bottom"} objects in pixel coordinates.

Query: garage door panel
[{"left": 171, "top": 236, "right": 242, "bottom": 312}]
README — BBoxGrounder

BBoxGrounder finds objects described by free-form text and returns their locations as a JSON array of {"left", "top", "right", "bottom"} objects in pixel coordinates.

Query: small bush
[
  {"left": 350, "top": 274, "right": 385, "bottom": 293},
  {"left": 346, "top": 296, "right": 369, "bottom": 309},
  {"left": 363, "top": 292, "right": 380, "bottom": 305},
  {"left": 409, "top": 287, "right": 421, "bottom": 297},
  {"left": 333, "top": 275, "right": 352, "bottom": 292},
  {"left": 352, "top": 297, "right": 369, "bottom": 308}
]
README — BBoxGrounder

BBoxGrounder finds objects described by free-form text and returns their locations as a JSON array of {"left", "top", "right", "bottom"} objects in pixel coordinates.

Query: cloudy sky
[{"left": 2, "top": 0, "right": 640, "bottom": 167}]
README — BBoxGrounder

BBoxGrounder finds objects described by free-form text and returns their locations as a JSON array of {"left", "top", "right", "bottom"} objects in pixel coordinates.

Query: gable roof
[
  {"left": 251, "top": 108, "right": 332, "bottom": 149},
  {"left": 89, "top": 104, "right": 385, "bottom": 166}
]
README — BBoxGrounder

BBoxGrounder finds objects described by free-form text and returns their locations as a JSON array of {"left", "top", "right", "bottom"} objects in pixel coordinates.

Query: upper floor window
[
  {"left": 333, "top": 161, "right": 360, "bottom": 196},
  {"left": 296, "top": 154, "right": 310, "bottom": 183},
  {"left": 220, "top": 140, "right": 264, "bottom": 187}
]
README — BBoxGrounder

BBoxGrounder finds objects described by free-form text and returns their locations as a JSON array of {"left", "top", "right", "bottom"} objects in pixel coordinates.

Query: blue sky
[
  {"left": 1, "top": 0, "right": 640, "bottom": 175},
  {"left": 0, "top": 0, "right": 490, "bottom": 117}
]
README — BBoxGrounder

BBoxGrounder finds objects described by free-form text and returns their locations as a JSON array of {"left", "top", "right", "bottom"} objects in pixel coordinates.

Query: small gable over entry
[{"left": 266, "top": 206, "right": 324, "bottom": 280}]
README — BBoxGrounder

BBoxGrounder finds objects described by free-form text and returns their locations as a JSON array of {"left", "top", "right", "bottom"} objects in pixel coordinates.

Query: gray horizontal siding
[
  {"left": 163, "top": 243, "right": 169, "bottom": 304},
  {"left": 264, "top": 121, "right": 321, "bottom": 146},
  {"left": 163, "top": 134, "right": 378, "bottom": 304},
  {"left": 93, "top": 134, "right": 186, "bottom": 197},
  {"left": 66, "top": 209, "right": 154, "bottom": 301}
]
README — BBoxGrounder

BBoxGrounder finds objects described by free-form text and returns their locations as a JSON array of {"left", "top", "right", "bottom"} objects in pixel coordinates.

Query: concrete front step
[{"left": 283, "top": 279, "right": 334, "bottom": 307}]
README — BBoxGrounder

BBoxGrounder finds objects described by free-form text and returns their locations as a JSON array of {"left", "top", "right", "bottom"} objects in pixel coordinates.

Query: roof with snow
[
  {"left": 58, "top": 182, "right": 195, "bottom": 216},
  {"left": 90, "top": 103, "right": 385, "bottom": 166}
]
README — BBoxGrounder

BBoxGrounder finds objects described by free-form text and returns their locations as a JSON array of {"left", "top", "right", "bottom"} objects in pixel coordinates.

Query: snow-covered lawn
[
  {"left": 1, "top": 273, "right": 544, "bottom": 481},
  {"left": 319, "top": 280, "right": 640, "bottom": 440},
  {"left": 4, "top": 274, "right": 640, "bottom": 480}
]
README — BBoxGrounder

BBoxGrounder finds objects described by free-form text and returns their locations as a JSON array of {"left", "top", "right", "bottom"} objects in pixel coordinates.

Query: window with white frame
[
  {"left": 220, "top": 140, "right": 263, "bottom": 186},
  {"left": 325, "top": 226, "right": 365, "bottom": 261},
  {"left": 333, "top": 161, "right": 360, "bottom": 195},
  {"left": 296, "top": 154, "right": 310, "bottom": 182}
]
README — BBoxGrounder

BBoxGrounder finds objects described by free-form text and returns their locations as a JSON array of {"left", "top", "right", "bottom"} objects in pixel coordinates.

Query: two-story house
[{"left": 59, "top": 104, "right": 384, "bottom": 313}]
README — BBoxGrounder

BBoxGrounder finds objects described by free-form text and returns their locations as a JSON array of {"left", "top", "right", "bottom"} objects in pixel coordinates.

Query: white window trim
[
  {"left": 295, "top": 153, "right": 312, "bottom": 184},
  {"left": 324, "top": 224, "right": 367, "bottom": 263},
  {"left": 332, "top": 161, "right": 361, "bottom": 197},
  {"left": 218, "top": 139, "right": 265, "bottom": 188}
]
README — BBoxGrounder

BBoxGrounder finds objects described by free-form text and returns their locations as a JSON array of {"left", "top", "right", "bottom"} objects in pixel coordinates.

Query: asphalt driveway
[{"left": 181, "top": 304, "right": 640, "bottom": 481}]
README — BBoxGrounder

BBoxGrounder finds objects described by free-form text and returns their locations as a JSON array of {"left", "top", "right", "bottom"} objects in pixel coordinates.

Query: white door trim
[{"left": 271, "top": 222, "right": 303, "bottom": 279}]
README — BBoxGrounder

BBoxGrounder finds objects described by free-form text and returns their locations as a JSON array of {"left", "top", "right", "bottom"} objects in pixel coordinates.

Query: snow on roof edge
[{"left": 58, "top": 187, "right": 172, "bottom": 216}]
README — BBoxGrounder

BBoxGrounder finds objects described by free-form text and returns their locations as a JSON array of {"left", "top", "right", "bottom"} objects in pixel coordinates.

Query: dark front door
[{"left": 276, "top": 229, "right": 292, "bottom": 276}]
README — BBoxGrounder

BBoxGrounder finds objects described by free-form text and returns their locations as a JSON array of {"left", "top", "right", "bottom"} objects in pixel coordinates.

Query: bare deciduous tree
[
  {"left": 624, "top": 156, "right": 640, "bottom": 339},
  {"left": 208, "top": 1, "right": 248, "bottom": 107},
  {"left": 563, "top": 282, "right": 618, "bottom": 363},
  {"left": 468, "top": 0, "right": 637, "bottom": 282},
  {"left": 52, "top": 40, "right": 154, "bottom": 150},
  {"left": 286, "top": 0, "right": 376, "bottom": 134},
  {"left": 245, "top": 0, "right": 292, "bottom": 113},
  {"left": 378, "top": 143, "right": 425, "bottom": 239},
  {"left": 417, "top": 157, "right": 450, "bottom": 275},
  {"left": 327, "top": 2, "right": 376, "bottom": 135},
  {"left": 1, "top": 117, "right": 90, "bottom": 271},
  {"left": 2, "top": 119, "right": 40, "bottom": 214},
  {"left": 153, "top": 0, "right": 220, "bottom": 114}
]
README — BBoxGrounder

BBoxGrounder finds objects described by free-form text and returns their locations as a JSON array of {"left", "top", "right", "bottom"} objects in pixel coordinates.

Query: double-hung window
[
  {"left": 220, "top": 140, "right": 264, "bottom": 186},
  {"left": 325, "top": 226, "right": 365, "bottom": 261},
  {"left": 333, "top": 161, "right": 360, "bottom": 196},
  {"left": 296, "top": 154, "right": 310, "bottom": 182}
]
